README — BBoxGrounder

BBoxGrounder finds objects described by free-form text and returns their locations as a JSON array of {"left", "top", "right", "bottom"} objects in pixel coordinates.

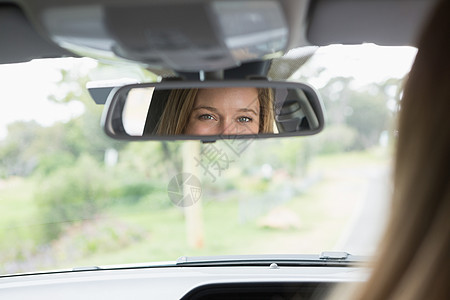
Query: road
[{"left": 334, "top": 166, "right": 391, "bottom": 256}]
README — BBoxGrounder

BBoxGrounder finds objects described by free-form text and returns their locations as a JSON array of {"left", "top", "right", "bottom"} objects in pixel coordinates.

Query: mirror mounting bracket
[
  {"left": 201, "top": 70, "right": 224, "bottom": 81},
  {"left": 176, "top": 60, "right": 271, "bottom": 81}
]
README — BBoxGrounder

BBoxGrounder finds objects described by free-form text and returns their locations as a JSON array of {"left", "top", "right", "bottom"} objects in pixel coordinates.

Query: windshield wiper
[{"left": 176, "top": 252, "right": 365, "bottom": 267}]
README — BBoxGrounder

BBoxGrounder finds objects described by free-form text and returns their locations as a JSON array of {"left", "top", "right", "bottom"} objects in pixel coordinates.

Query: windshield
[{"left": 0, "top": 44, "right": 416, "bottom": 275}]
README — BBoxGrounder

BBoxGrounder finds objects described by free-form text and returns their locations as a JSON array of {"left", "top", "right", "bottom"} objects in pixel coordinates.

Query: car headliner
[{"left": 0, "top": 0, "right": 437, "bottom": 67}]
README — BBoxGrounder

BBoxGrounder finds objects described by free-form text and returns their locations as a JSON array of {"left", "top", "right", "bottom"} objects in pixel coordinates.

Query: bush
[
  {"left": 314, "top": 124, "right": 358, "bottom": 154},
  {"left": 35, "top": 154, "right": 108, "bottom": 242},
  {"left": 51, "top": 218, "right": 146, "bottom": 261},
  {"left": 108, "top": 180, "right": 167, "bottom": 206},
  {"left": 346, "top": 93, "right": 389, "bottom": 150},
  {"left": 34, "top": 152, "right": 75, "bottom": 176}
]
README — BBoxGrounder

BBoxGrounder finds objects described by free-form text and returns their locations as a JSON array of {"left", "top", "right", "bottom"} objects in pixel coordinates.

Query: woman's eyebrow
[
  {"left": 192, "top": 106, "right": 218, "bottom": 113},
  {"left": 237, "top": 108, "right": 258, "bottom": 116},
  {"left": 193, "top": 106, "right": 258, "bottom": 116}
]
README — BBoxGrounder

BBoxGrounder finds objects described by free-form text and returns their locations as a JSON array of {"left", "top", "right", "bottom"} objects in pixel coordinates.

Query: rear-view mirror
[{"left": 101, "top": 80, "right": 324, "bottom": 142}]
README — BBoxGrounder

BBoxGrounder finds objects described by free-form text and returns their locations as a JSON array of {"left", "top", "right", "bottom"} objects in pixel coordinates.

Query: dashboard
[{"left": 0, "top": 265, "right": 366, "bottom": 299}]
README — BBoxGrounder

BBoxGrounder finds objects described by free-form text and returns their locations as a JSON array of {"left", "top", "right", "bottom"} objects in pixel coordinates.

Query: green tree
[
  {"left": 0, "top": 121, "right": 79, "bottom": 177},
  {"left": 36, "top": 154, "right": 109, "bottom": 242},
  {"left": 315, "top": 77, "right": 395, "bottom": 151},
  {"left": 345, "top": 89, "right": 389, "bottom": 149},
  {"left": 0, "top": 121, "right": 41, "bottom": 177},
  {"left": 48, "top": 65, "right": 127, "bottom": 162}
]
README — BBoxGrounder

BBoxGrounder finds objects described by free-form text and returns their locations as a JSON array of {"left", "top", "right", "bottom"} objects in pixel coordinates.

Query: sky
[
  {"left": 0, "top": 58, "right": 95, "bottom": 139},
  {"left": 0, "top": 44, "right": 417, "bottom": 140},
  {"left": 294, "top": 44, "right": 417, "bottom": 88}
]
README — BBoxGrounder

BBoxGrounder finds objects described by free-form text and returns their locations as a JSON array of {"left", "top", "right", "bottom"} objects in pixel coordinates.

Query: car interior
[{"left": 0, "top": 0, "right": 440, "bottom": 299}]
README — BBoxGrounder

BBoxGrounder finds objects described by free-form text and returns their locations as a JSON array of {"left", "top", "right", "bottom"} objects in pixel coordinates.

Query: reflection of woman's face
[{"left": 184, "top": 88, "right": 260, "bottom": 135}]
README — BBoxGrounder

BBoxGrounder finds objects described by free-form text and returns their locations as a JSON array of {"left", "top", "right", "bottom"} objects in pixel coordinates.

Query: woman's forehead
[{"left": 195, "top": 87, "right": 260, "bottom": 110}]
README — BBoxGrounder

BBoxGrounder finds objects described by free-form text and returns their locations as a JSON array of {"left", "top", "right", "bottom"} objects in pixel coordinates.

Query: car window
[{"left": 0, "top": 44, "right": 416, "bottom": 275}]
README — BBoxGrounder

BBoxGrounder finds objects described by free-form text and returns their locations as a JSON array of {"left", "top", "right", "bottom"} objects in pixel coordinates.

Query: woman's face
[{"left": 184, "top": 87, "right": 260, "bottom": 135}]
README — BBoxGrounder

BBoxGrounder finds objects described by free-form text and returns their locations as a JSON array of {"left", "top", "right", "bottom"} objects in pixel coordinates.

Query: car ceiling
[{"left": 0, "top": 0, "right": 437, "bottom": 68}]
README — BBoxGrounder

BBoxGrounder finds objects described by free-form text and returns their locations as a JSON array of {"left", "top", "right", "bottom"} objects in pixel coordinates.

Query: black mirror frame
[{"left": 101, "top": 80, "right": 325, "bottom": 142}]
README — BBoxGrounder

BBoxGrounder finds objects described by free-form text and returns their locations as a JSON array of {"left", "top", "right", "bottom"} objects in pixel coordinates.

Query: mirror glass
[{"left": 102, "top": 81, "right": 324, "bottom": 140}]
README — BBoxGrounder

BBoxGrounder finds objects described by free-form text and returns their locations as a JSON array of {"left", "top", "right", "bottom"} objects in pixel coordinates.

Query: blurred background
[{"left": 0, "top": 44, "right": 416, "bottom": 274}]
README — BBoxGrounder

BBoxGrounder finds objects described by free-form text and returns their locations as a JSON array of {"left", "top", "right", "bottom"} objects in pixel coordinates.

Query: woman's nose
[{"left": 221, "top": 117, "right": 239, "bottom": 135}]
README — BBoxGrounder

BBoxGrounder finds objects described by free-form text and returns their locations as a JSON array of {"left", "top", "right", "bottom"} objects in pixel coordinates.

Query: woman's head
[
  {"left": 329, "top": 0, "right": 450, "bottom": 299},
  {"left": 155, "top": 87, "right": 274, "bottom": 135}
]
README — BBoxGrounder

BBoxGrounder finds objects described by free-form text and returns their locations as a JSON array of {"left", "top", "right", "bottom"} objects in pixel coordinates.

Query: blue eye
[
  {"left": 237, "top": 116, "right": 252, "bottom": 123},
  {"left": 199, "top": 114, "right": 215, "bottom": 121}
]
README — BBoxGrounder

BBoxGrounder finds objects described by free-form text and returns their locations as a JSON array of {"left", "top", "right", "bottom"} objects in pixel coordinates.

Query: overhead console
[{"left": 39, "top": 1, "right": 289, "bottom": 72}]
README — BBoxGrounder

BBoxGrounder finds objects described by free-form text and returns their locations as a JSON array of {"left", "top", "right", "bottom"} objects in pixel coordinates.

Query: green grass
[
  {"left": 0, "top": 179, "right": 36, "bottom": 226},
  {"left": 0, "top": 179, "right": 41, "bottom": 249},
  {"left": 0, "top": 149, "right": 390, "bottom": 272},
  {"left": 72, "top": 175, "right": 366, "bottom": 268},
  {"left": 311, "top": 147, "right": 390, "bottom": 170}
]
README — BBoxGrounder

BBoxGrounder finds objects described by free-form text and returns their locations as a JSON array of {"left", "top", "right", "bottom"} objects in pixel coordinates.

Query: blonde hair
[
  {"left": 331, "top": 0, "right": 450, "bottom": 299},
  {"left": 156, "top": 88, "right": 274, "bottom": 135},
  {"left": 156, "top": 89, "right": 199, "bottom": 135},
  {"left": 258, "top": 88, "right": 275, "bottom": 133}
]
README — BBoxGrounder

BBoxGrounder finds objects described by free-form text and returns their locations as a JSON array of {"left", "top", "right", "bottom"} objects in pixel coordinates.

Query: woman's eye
[
  {"left": 237, "top": 116, "right": 252, "bottom": 123},
  {"left": 198, "top": 114, "right": 215, "bottom": 121}
]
